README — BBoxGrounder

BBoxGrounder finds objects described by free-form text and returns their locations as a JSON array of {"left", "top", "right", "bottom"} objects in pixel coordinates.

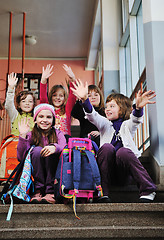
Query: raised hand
[
  {"left": 135, "top": 90, "right": 156, "bottom": 109},
  {"left": 70, "top": 79, "right": 88, "bottom": 102},
  {"left": 40, "top": 145, "right": 56, "bottom": 157},
  {"left": 8, "top": 72, "right": 18, "bottom": 90},
  {"left": 63, "top": 64, "right": 75, "bottom": 81},
  {"left": 18, "top": 118, "right": 30, "bottom": 138},
  {"left": 41, "top": 64, "right": 54, "bottom": 84}
]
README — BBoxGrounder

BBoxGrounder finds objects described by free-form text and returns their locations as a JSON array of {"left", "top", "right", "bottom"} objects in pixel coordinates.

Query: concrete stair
[
  {"left": 1, "top": 128, "right": 164, "bottom": 239},
  {"left": 0, "top": 202, "right": 164, "bottom": 239}
]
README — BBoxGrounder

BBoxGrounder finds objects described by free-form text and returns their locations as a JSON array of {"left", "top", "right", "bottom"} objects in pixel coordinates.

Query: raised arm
[
  {"left": 40, "top": 64, "right": 54, "bottom": 103},
  {"left": 63, "top": 64, "right": 77, "bottom": 116},
  {"left": 62, "top": 64, "right": 76, "bottom": 81},
  {"left": 5, "top": 72, "right": 19, "bottom": 122}
]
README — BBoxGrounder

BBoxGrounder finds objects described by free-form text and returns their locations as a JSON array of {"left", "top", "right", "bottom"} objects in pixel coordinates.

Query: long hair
[
  {"left": 106, "top": 93, "right": 132, "bottom": 120},
  {"left": 16, "top": 91, "right": 36, "bottom": 115},
  {"left": 31, "top": 116, "right": 57, "bottom": 147},
  {"left": 88, "top": 85, "right": 105, "bottom": 111},
  {"left": 48, "top": 85, "right": 68, "bottom": 115}
]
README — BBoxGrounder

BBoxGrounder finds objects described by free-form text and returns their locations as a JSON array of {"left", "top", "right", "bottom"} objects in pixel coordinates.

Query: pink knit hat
[{"left": 33, "top": 103, "right": 55, "bottom": 120}]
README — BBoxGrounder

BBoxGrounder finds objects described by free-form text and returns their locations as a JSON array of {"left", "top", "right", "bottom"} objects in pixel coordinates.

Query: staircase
[
  {"left": 0, "top": 127, "right": 163, "bottom": 239},
  {"left": 0, "top": 201, "right": 164, "bottom": 239},
  {"left": 0, "top": 182, "right": 164, "bottom": 240}
]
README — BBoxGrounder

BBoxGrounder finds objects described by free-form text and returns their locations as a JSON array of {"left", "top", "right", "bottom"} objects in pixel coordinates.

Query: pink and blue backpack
[{"left": 54, "top": 138, "right": 103, "bottom": 219}]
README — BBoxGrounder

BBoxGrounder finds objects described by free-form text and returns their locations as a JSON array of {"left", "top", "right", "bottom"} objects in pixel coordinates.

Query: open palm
[
  {"left": 18, "top": 118, "right": 30, "bottom": 138},
  {"left": 8, "top": 72, "right": 18, "bottom": 89},
  {"left": 135, "top": 90, "right": 156, "bottom": 109},
  {"left": 71, "top": 79, "right": 88, "bottom": 101},
  {"left": 41, "top": 64, "right": 54, "bottom": 84}
]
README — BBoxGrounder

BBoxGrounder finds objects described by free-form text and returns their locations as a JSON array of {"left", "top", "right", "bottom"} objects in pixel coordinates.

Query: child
[
  {"left": 71, "top": 84, "right": 106, "bottom": 147},
  {"left": 40, "top": 64, "right": 76, "bottom": 139},
  {"left": 5, "top": 72, "right": 35, "bottom": 136},
  {"left": 71, "top": 79, "right": 157, "bottom": 203},
  {"left": 17, "top": 103, "right": 66, "bottom": 204}
]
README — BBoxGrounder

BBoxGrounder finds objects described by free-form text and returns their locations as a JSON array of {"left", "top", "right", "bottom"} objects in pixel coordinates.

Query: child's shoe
[
  {"left": 41, "top": 194, "right": 55, "bottom": 204},
  {"left": 30, "top": 192, "right": 42, "bottom": 204},
  {"left": 96, "top": 196, "right": 111, "bottom": 203},
  {"left": 139, "top": 192, "right": 156, "bottom": 203}
]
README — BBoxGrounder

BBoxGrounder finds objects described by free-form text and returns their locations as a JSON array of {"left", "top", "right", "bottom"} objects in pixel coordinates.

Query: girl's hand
[
  {"left": 41, "top": 64, "right": 54, "bottom": 84},
  {"left": 63, "top": 64, "right": 76, "bottom": 81},
  {"left": 89, "top": 131, "right": 100, "bottom": 138},
  {"left": 135, "top": 90, "right": 156, "bottom": 109},
  {"left": 40, "top": 145, "right": 56, "bottom": 157},
  {"left": 70, "top": 79, "right": 88, "bottom": 102},
  {"left": 18, "top": 118, "right": 30, "bottom": 138},
  {"left": 8, "top": 72, "right": 18, "bottom": 90}
]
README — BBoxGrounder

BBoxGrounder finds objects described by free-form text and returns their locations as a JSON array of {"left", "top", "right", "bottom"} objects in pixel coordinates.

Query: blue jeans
[{"left": 97, "top": 143, "right": 157, "bottom": 197}]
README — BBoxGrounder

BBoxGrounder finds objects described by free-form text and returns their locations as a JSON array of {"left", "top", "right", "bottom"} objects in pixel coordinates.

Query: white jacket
[{"left": 84, "top": 108, "right": 143, "bottom": 158}]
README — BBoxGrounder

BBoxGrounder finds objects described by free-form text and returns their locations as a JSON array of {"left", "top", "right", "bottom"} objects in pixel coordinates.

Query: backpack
[
  {"left": 0, "top": 135, "right": 19, "bottom": 181},
  {"left": 54, "top": 138, "right": 103, "bottom": 219},
  {"left": 0, "top": 146, "right": 34, "bottom": 221}
]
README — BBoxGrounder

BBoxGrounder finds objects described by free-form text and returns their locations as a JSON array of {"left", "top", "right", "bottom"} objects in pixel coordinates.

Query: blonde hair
[
  {"left": 106, "top": 93, "right": 132, "bottom": 120},
  {"left": 48, "top": 85, "right": 68, "bottom": 115}
]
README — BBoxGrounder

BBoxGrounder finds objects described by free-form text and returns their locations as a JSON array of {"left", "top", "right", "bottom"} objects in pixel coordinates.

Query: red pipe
[
  {"left": 7, "top": 12, "right": 12, "bottom": 75},
  {"left": 22, "top": 12, "right": 26, "bottom": 79}
]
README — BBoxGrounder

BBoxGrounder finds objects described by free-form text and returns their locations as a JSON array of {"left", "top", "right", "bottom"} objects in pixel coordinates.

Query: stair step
[
  {"left": 0, "top": 226, "right": 164, "bottom": 239},
  {"left": 0, "top": 203, "right": 164, "bottom": 229}
]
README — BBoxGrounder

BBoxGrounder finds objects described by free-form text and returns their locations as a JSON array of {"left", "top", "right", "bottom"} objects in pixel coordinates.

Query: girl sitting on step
[
  {"left": 71, "top": 79, "right": 157, "bottom": 203},
  {"left": 17, "top": 103, "right": 66, "bottom": 204}
]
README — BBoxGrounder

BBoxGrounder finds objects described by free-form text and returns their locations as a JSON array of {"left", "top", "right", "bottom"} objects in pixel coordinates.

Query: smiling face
[
  {"left": 35, "top": 109, "right": 53, "bottom": 131},
  {"left": 19, "top": 94, "right": 34, "bottom": 113},
  {"left": 105, "top": 99, "right": 120, "bottom": 121},
  {"left": 88, "top": 90, "right": 100, "bottom": 107},
  {"left": 51, "top": 88, "right": 65, "bottom": 109}
]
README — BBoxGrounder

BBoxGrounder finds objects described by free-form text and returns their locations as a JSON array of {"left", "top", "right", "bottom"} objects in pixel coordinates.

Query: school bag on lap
[
  {"left": 0, "top": 134, "right": 19, "bottom": 181},
  {"left": 54, "top": 137, "right": 103, "bottom": 219}
]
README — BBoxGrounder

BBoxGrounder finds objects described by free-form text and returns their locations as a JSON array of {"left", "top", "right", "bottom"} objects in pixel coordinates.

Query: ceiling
[{"left": 0, "top": 0, "right": 101, "bottom": 69}]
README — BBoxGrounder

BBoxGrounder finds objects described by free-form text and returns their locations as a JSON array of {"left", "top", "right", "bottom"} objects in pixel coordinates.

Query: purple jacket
[{"left": 17, "top": 128, "right": 66, "bottom": 162}]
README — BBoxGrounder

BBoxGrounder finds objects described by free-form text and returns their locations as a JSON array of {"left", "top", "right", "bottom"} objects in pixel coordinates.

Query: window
[
  {"left": 125, "top": 37, "right": 132, "bottom": 97},
  {"left": 122, "top": 0, "right": 129, "bottom": 32},
  {"left": 136, "top": 3, "right": 145, "bottom": 76}
]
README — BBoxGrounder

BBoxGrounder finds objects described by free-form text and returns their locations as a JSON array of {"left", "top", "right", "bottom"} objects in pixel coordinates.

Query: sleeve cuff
[
  {"left": 82, "top": 98, "right": 93, "bottom": 113},
  {"left": 132, "top": 104, "right": 143, "bottom": 117}
]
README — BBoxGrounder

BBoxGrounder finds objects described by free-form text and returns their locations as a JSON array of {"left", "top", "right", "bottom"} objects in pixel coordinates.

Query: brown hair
[
  {"left": 16, "top": 91, "right": 36, "bottom": 115},
  {"left": 106, "top": 93, "right": 132, "bottom": 120},
  {"left": 88, "top": 85, "right": 105, "bottom": 111},
  {"left": 48, "top": 85, "right": 68, "bottom": 115},
  {"left": 31, "top": 116, "right": 57, "bottom": 147}
]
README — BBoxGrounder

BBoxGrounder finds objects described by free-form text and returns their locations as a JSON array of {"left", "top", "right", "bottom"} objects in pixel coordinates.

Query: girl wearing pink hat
[{"left": 17, "top": 103, "right": 66, "bottom": 204}]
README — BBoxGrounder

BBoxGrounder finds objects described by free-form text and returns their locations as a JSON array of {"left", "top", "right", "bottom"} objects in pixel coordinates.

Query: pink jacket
[{"left": 40, "top": 82, "right": 76, "bottom": 136}]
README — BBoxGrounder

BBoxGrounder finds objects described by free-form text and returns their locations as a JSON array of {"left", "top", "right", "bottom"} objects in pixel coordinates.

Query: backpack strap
[
  {"left": 0, "top": 160, "right": 24, "bottom": 200},
  {"left": 72, "top": 148, "right": 81, "bottom": 190},
  {"left": 84, "top": 149, "right": 103, "bottom": 197},
  {"left": 84, "top": 150, "right": 100, "bottom": 185}
]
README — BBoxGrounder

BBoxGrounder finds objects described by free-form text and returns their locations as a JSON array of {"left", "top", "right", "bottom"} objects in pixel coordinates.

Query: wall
[
  {"left": 101, "top": 0, "right": 122, "bottom": 100},
  {"left": 0, "top": 59, "right": 94, "bottom": 100},
  {"left": 142, "top": 0, "right": 164, "bottom": 184},
  {"left": 0, "top": 59, "right": 94, "bottom": 126}
]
